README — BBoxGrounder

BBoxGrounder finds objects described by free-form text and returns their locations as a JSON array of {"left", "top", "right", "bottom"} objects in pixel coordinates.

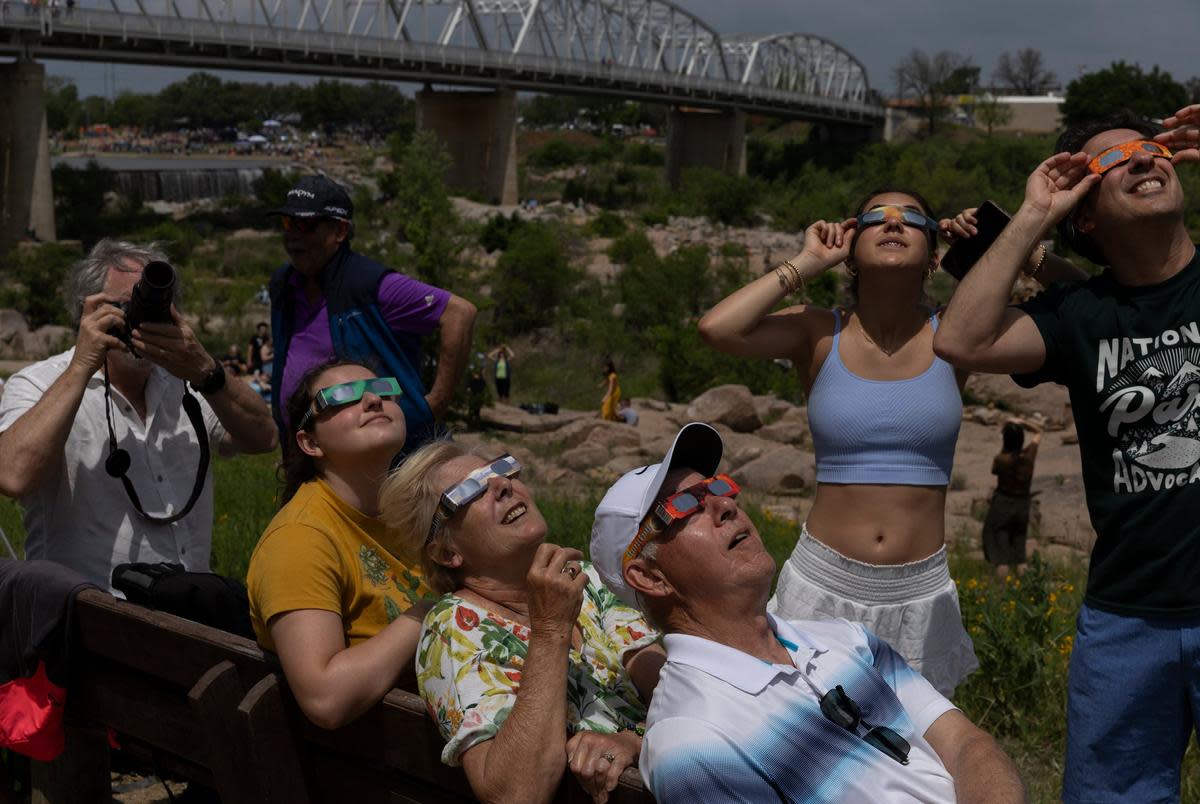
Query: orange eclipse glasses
[
  {"left": 622, "top": 474, "right": 740, "bottom": 565},
  {"left": 1088, "top": 139, "right": 1172, "bottom": 175}
]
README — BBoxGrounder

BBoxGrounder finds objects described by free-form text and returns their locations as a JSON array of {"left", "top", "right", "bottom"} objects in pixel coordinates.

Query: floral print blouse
[{"left": 417, "top": 561, "right": 660, "bottom": 766}]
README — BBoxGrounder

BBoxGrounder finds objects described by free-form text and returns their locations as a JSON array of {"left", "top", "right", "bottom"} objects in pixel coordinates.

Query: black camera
[{"left": 111, "top": 260, "right": 177, "bottom": 349}]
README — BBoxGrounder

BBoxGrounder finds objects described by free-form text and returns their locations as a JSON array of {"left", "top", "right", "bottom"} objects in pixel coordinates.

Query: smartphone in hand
[{"left": 941, "top": 201, "right": 1011, "bottom": 280}]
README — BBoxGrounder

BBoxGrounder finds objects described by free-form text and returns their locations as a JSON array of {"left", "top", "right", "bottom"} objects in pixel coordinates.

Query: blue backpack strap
[
  {"left": 267, "top": 263, "right": 293, "bottom": 437},
  {"left": 324, "top": 248, "right": 437, "bottom": 451}
]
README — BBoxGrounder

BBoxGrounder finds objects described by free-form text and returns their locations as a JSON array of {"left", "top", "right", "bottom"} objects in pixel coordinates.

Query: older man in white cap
[{"left": 591, "top": 422, "right": 1026, "bottom": 804}]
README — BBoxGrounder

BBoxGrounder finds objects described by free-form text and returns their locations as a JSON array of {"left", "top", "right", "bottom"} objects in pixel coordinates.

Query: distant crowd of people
[{"left": 2, "top": 100, "right": 1200, "bottom": 803}]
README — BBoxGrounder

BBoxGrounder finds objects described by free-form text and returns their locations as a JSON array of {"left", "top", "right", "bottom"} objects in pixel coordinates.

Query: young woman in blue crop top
[{"left": 699, "top": 190, "right": 1085, "bottom": 696}]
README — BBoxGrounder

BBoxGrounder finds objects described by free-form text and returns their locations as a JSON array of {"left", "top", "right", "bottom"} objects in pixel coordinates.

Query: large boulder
[
  {"left": 560, "top": 442, "right": 611, "bottom": 473},
  {"left": 479, "top": 404, "right": 591, "bottom": 433},
  {"left": 557, "top": 419, "right": 643, "bottom": 450},
  {"left": 21, "top": 326, "right": 73, "bottom": 359},
  {"left": 685, "top": 385, "right": 762, "bottom": 433},
  {"left": 752, "top": 394, "right": 793, "bottom": 422},
  {"left": 758, "top": 419, "right": 809, "bottom": 446},
  {"left": 0, "top": 309, "right": 29, "bottom": 345},
  {"left": 732, "top": 447, "right": 815, "bottom": 494}
]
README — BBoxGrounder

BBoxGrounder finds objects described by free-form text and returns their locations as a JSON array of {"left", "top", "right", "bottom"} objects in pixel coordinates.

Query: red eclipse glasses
[
  {"left": 1087, "top": 139, "right": 1172, "bottom": 175},
  {"left": 623, "top": 474, "right": 740, "bottom": 565}
]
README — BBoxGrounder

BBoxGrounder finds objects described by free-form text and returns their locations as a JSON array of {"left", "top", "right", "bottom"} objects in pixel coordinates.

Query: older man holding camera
[
  {"left": 591, "top": 423, "right": 1026, "bottom": 804},
  {"left": 0, "top": 240, "right": 276, "bottom": 592}
]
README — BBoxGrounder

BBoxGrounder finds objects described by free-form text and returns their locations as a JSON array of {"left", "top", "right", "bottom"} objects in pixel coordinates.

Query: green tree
[
  {"left": 388, "top": 130, "right": 459, "bottom": 288},
  {"left": 491, "top": 223, "right": 577, "bottom": 336},
  {"left": 974, "top": 96, "right": 1014, "bottom": 136},
  {"left": 1062, "top": 62, "right": 1188, "bottom": 127},
  {"left": 0, "top": 242, "right": 81, "bottom": 328},
  {"left": 44, "top": 76, "right": 81, "bottom": 134},
  {"left": 893, "top": 49, "right": 975, "bottom": 134},
  {"left": 51, "top": 161, "right": 116, "bottom": 245}
]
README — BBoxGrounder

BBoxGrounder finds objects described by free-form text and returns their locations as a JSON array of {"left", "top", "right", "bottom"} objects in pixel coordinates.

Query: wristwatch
[{"left": 192, "top": 359, "right": 227, "bottom": 395}]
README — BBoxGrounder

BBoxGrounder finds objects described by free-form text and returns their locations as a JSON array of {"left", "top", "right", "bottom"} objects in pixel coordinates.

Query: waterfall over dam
[{"left": 52, "top": 156, "right": 291, "bottom": 202}]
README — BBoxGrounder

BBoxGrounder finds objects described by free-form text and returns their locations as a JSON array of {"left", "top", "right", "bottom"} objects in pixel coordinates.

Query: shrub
[
  {"left": 954, "top": 556, "right": 1082, "bottom": 747},
  {"left": 650, "top": 324, "right": 802, "bottom": 403},
  {"left": 607, "top": 230, "right": 655, "bottom": 265},
  {"left": 527, "top": 139, "right": 589, "bottom": 169},
  {"left": 623, "top": 143, "right": 664, "bottom": 167},
  {"left": 675, "top": 168, "right": 760, "bottom": 227},
  {"left": 479, "top": 212, "right": 526, "bottom": 253},
  {"left": 0, "top": 242, "right": 81, "bottom": 328},
  {"left": 491, "top": 222, "right": 578, "bottom": 336},
  {"left": 588, "top": 210, "right": 627, "bottom": 238}
]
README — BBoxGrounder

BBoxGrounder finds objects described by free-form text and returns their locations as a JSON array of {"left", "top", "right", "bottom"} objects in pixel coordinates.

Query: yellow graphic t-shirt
[{"left": 247, "top": 478, "right": 431, "bottom": 651}]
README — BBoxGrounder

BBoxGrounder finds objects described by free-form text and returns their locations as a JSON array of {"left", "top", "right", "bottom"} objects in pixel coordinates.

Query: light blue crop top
[{"left": 808, "top": 309, "right": 962, "bottom": 486}]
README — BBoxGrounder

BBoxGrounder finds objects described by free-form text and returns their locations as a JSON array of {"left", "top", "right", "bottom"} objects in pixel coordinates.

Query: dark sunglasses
[
  {"left": 623, "top": 474, "right": 740, "bottom": 565},
  {"left": 426, "top": 454, "right": 523, "bottom": 544},
  {"left": 820, "top": 684, "right": 910, "bottom": 765},
  {"left": 281, "top": 215, "right": 324, "bottom": 234},
  {"left": 298, "top": 377, "right": 403, "bottom": 431}
]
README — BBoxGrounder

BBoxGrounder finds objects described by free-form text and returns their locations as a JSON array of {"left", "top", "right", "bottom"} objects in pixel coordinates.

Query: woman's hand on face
[
  {"left": 526, "top": 543, "right": 588, "bottom": 636},
  {"left": 1021, "top": 151, "right": 1099, "bottom": 225},
  {"left": 798, "top": 218, "right": 857, "bottom": 268},
  {"left": 567, "top": 730, "right": 641, "bottom": 804},
  {"left": 1155, "top": 104, "right": 1200, "bottom": 165},
  {"left": 939, "top": 207, "right": 978, "bottom": 244}
]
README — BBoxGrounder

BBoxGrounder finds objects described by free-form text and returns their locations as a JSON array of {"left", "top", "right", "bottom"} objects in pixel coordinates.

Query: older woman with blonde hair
[{"left": 381, "top": 440, "right": 664, "bottom": 804}]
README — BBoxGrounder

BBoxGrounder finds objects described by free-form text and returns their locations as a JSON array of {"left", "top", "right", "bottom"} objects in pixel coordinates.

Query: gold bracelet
[
  {"left": 1024, "top": 244, "right": 1048, "bottom": 278},
  {"left": 777, "top": 260, "right": 805, "bottom": 295}
]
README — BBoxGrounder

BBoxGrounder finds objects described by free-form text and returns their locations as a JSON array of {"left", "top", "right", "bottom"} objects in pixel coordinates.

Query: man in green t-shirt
[{"left": 934, "top": 106, "right": 1200, "bottom": 803}]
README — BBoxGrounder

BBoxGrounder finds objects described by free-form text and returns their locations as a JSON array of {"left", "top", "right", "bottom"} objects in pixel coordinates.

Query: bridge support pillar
[
  {"left": 416, "top": 88, "right": 518, "bottom": 206},
  {"left": 665, "top": 107, "right": 746, "bottom": 188},
  {"left": 0, "top": 60, "right": 56, "bottom": 254}
]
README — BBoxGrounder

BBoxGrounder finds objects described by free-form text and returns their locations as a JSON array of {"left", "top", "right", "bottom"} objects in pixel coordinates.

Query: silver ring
[
  {"left": 601, "top": 752, "right": 616, "bottom": 763},
  {"left": 560, "top": 564, "right": 579, "bottom": 579}
]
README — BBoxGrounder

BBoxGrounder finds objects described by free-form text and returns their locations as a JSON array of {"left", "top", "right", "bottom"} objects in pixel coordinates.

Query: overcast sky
[{"left": 44, "top": 0, "right": 1200, "bottom": 100}]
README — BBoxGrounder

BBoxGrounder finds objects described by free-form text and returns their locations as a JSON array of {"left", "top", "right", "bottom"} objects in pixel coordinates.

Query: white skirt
[{"left": 769, "top": 525, "right": 978, "bottom": 698}]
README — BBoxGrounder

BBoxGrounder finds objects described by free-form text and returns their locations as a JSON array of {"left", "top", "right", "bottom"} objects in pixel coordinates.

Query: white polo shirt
[
  {"left": 0, "top": 349, "right": 226, "bottom": 593},
  {"left": 641, "top": 616, "right": 958, "bottom": 804}
]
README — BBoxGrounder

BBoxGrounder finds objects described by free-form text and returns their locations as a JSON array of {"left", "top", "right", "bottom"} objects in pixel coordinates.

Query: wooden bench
[{"left": 34, "top": 588, "right": 654, "bottom": 803}]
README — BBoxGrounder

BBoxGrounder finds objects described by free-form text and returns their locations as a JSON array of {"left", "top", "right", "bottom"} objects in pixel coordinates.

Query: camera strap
[{"left": 102, "top": 365, "right": 211, "bottom": 525}]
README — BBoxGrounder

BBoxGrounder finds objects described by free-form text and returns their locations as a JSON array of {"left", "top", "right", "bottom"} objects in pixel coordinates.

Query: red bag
[{"left": 0, "top": 659, "right": 66, "bottom": 761}]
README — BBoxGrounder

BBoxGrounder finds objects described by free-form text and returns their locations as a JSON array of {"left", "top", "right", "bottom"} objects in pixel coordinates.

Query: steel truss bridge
[{"left": 0, "top": 0, "right": 882, "bottom": 124}]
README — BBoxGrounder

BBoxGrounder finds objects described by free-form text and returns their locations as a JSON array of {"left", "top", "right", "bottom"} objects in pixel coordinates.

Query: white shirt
[
  {"left": 0, "top": 349, "right": 226, "bottom": 593},
  {"left": 641, "top": 616, "right": 958, "bottom": 804}
]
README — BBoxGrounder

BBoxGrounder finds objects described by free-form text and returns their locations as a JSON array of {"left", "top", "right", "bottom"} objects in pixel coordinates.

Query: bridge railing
[{"left": 0, "top": 2, "right": 883, "bottom": 121}]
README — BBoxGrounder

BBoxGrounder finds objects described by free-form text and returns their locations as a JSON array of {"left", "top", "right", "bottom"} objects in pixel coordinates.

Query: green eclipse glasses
[
  {"left": 855, "top": 205, "right": 939, "bottom": 232},
  {"left": 298, "top": 376, "right": 403, "bottom": 431},
  {"left": 426, "top": 454, "right": 523, "bottom": 544}
]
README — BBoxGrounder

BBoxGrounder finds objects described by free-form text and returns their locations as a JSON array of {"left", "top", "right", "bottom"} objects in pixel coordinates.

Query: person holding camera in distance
[
  {"left": 934, "top": 108, "right": 1200, "bottom": 803},
  {"left": 268, "top": 175, "right": 477, "bottom": 451},
  {"left": 0, "top": 240, "right": 276, "bottom": 593},
  {"left": 247, "top": 359, "right": 433, "bottom": 730},
  {"left": 698, "top": 191, "right": 1085, "bottom": 698}
]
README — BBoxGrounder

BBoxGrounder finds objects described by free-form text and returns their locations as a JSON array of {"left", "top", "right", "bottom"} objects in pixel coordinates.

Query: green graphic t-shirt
[{"left": 1016, "top": 246, "right": 1200, "bottom": 616}]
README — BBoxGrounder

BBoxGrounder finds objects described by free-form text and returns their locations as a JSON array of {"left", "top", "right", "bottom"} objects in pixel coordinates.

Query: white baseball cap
[{"left": 590, "top": 422, "right": 724, "bottom": 607}]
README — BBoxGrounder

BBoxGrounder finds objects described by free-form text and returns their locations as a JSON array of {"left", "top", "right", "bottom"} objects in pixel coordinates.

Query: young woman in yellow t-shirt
[{"left": 247, "top": 359, "right": 432, "bottom": 729}]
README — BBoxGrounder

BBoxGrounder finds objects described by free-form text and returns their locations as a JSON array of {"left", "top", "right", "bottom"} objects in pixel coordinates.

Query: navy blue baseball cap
[{"left": 272, "top": 175, "right": 354, "bottom": 220}]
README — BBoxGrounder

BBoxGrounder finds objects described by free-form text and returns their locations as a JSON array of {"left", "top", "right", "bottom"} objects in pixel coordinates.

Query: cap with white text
[{"left": 271, "top": 174, "right": 354, "bottom": 220}]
